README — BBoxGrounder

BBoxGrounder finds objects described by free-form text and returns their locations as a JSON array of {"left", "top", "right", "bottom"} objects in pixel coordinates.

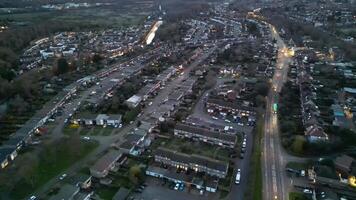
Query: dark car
[{"left": 240, "top": 152, "right": 244, "bottom": 159}]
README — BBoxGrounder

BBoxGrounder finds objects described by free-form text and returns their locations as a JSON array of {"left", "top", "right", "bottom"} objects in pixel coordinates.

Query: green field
[
  {"left": 0, "top": 138, "right": 99, "bottom": 199},
  {"left": 0, "top": 7, "right": 147, "bottom": 28}
]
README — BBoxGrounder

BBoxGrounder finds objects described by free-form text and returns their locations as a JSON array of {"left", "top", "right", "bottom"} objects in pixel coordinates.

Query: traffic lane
[{"left": 228, "top": 122, "right": 254, "bottom": 200}]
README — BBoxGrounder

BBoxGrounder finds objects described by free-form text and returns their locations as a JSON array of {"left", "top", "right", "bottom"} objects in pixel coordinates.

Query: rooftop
[
  {"left": 155, "top": 147, "right": 228, "bottom": 173},
  {"left": 90, "top": 150, "right": 123, "bottom": 173},
  {"left": 175, "top": 123, "right": 236, "bottom": 143}
]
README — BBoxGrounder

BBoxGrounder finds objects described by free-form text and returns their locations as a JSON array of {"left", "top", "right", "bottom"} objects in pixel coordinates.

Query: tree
[
  {"left": 280, "top": 120, "right": 297, "bottom": 134},
  {"left": 56, "top": 58, "right": 69, "bottom": 75},
  {"left": 255, "top": 95, "right": 266, "bottom": 108},
  {"left": 129, "top": 165, "right": 143, "bottom": 185},
  {"left": 291, "top": 136, "right": 306, "bottom": 155},
  {"left": 92, "top": 54, "right": 103, "bottom": 64},
  {"left": 9, "top": 94, "right": 29, "bottom": 114},
  {"left": 255, "top": 82, "right": 269, "bottom": 96}
]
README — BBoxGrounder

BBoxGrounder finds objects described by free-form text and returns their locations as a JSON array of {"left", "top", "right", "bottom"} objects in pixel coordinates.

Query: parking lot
[{"left": 131, "top": 177, "right": 220, "bottom": 200}]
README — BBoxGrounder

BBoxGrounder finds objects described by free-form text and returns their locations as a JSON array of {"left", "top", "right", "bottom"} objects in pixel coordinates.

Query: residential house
[
  {"left": 174, "top": 123, "right": 237, "bottom": 148},
  {"left": 154, "top": 147, "right": 229, "bottom": 178},
  {"left": 72, "top": 113, "right": 97, "bottom": 126},
  {"left": 304, "top": 125, "right": 329, "bottom": 142},
  {"left": 206, "top": 98, "right": 255, "bottom": 116},
  {"left": 106, "top": 114, "right": 122, "bottom": 127},
  {"left": 90, "top": 150, "right": 126, "bottom": 178},
  {"left": 334, "top": 155, "right": 354, "bottom": 176},
  {"left": 125, "top": 95, "right": 142, "bottom": 108}
]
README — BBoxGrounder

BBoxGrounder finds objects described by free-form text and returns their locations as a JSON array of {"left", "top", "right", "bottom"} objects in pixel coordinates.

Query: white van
[{"left": 235, "top": 169, "right": 241, "bottom": 184}]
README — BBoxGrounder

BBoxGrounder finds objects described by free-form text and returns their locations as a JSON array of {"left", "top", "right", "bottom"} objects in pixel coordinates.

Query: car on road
[
  {"left": 303, "top": 189, "right": 313, "bottom": 194},
  {"left": 212, "top": 116, "right": 218, "bottom": 120},
  {"left": 29, "top": 196, "right": 36, "bottom": 200},
  {"left": 83, "top": 136, "right": 90, "bottom": 141},
  {"left": 240, "top": 152, "right": 244, "bottom": 159},
  {"left": 242, "top": 141, "right": 246, "bottom": 148},
  {"left": 59, "top": 173, "right": 67, "bottom": 180},
  {"left": 235, "top": 169, "right": 241, "bottom": 184},
  {"left": 174, "top": 183, "right": 180, "bottom": 190}
]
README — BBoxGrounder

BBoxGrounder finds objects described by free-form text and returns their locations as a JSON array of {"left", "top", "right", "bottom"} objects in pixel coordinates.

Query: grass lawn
[
  {"left": 91, "top": 127, "right": 103, "bottom": 136},
  {"left": 286, "top": 162, "right": 309, "bottom": 171},
  {"left": 102, "top": 127, "right": 115, "bottom": 136},
  {"left": 62, "top": 124, "right": 80, "bottom": 135},
  {"left": 289, "top": 192, "right": 308, "bottom": 200},
  {"left": 0, "top": 138, "right": 99, "bottom": 199},
  {"left": 97, "top": 186, "right": 119, "bottom": 200}
]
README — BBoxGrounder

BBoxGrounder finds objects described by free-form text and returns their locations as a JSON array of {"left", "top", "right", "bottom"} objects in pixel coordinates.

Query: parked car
[
  {"left": 303, "top": 189, "right": 312, "bottom": 194},
  {"left": 240, "top": 152, "right": 244, "bottom": 159},
  {"left": 59, "top": 173, "right": 67, "bottom": 180},
  {"left": 235, "top": 169, "right": 241, "bottom": 184},
  {"left": 29, "top": 196, "right": 36, "bottom": 200}
]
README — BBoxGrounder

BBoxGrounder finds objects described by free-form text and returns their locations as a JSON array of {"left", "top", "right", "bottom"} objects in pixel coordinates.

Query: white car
[
  {"left": 174, "top": 183, "right": 179, "bottom": 190},
  {"left": 235, "top": 169, "right": 241, "bottom": 184},
  {"left": 242, "top": 141, "right": 246, "bottom": 148},
  {"left": 29, "top": 196, "right": 36, "bottom": 200},
  {"left": 59, "top": 173, "right": 67, "bottom": 180},
  {"left": 83, "top": 136, "right": 90, "bottom": 141},
  {"left": 212, "top": 116, "right": 218, "bottom": 120},
  {"left": 303, "top": 189, "right": 312, "bottom": 194}
]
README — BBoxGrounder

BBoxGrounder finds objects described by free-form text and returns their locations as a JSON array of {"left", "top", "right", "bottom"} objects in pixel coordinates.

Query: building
[
  {"left": 90, "top": 150, "right": 126, "bottom": 178},
  {"left": 73, "top": 114, "right": 122, "bottom": 127},
  {"left": 206, "top": 98, "right": 255, "bottom": 116},
  {"left": 156, "top": 66, "right": 177, "bottom": 85},
  {"left": 154, "top": 147, "right": 229, "bottom": 178},
  {"left": 125, "top": 95, "right": 142, "bottom": 108},
  {"left": 136, "top": 82, "right": 160, "bottom": 101},
  {"left": 119, "top": 127, "right": 150, "bottom": 156},
  {"left": 334, "top": 155, "right": 354, "bottom": 175},
  {"left": 174, "top": 123, "right": 237, "bottom": 148},
  {"left": 145, "top": 165, "right": 219, "bottom": 193},
  {"left": 304, "top": 125, "right": 329, "bottom": 142},
  {"left": 0, "top": 147, "right": 18, "bottom": 169}
]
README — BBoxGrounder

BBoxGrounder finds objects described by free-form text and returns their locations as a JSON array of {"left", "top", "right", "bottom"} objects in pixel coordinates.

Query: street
[{"left": 262, "top": 23, "right": 292, "bottom": 200}]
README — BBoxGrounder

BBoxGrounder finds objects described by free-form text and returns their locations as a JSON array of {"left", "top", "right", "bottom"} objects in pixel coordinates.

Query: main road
[{"left": 262, "top": 23, "right": 293, "bottom": 200}]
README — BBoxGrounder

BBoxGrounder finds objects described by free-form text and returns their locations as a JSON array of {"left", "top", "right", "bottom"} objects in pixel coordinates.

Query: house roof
[
  {"left": 305, "top": 125, "right": 328, "bottom": 139},
  {"left": 335, "top": 155, "right": 354, "bottom": 172},
  {"left": 344, "top": 87, "right": 356, "bottom": 94},
  {"left": 90, "top": 150, "right": 123, "bottom": 173},
  {"left": 126, "top": 95, "right": 142, "bottom": 103},
  {"left": 207, "top": 98, "right": 254, "bottom": 112},
  {"left": 155, "top": 147, "right": 228, "bottom": 173},
  {"left": 96, "top": 114, "right": 109, "bottom": 121},
  {"left": 146, "top": 165, "right": 193, "bottom": 183},
  {"left": 175, "top": 123, "right": 236, "bottom": 143}
]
